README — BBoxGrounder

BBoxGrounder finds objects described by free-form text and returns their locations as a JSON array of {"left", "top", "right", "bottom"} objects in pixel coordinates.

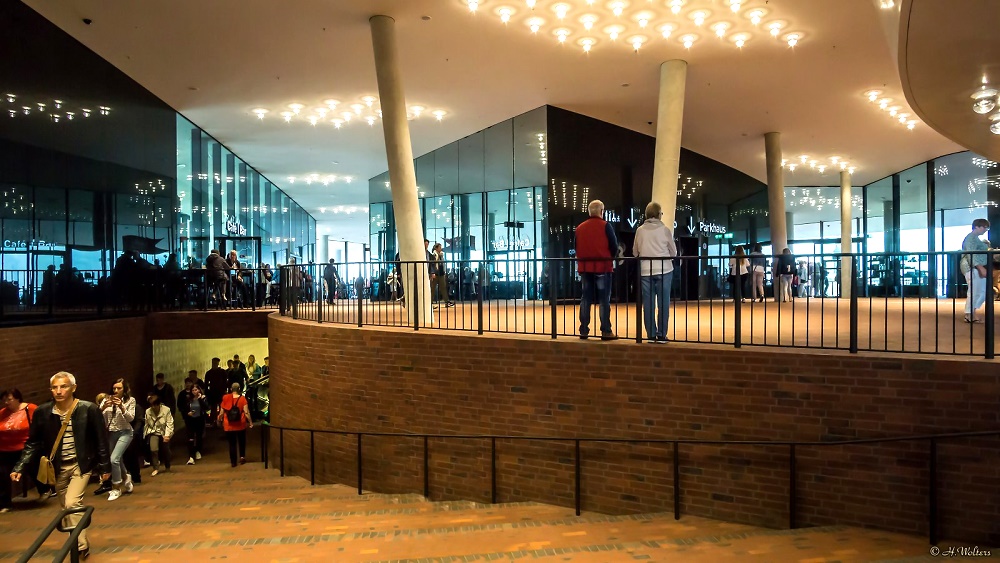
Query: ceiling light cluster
[
  {"left": 862, "top": 89, "right": 920, "bottom": 130},
  {"left": 286, "top": 173, "right": 355, "bottom": 186},
  {"left": 4, "top": 92, "right": 110, "bottom": 122},
  {"left": 318, "top": 205, "right": 365, "bottom": 214},
  {"left": 879, "top": 1, "right": 896, "bottom": 8},
  {"left": 782, "top": 155, "right": 856, "bottom": 175},
  {"left": 970, "top": 76, "right": 1000, "bottom": 135},
  {"left": 249, "top": 96, "right": 447, "bottom": 128},
  {"left": 466, "top": 0, "right": 804, "bottom": 53},
  {"left": 676, "top": 174, "right": 705, "bottom": 199},
  {"left": 786, "top": 188, "right": 864, "bottom": 213}
]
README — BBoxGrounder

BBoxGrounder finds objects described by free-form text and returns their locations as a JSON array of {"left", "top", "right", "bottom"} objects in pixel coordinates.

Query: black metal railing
[
  {"left": 279, "top": 250, "right": 998, "bottom": 358},
  {"left": 16, "top": 505, "right": 95, "bottom": 563},
  {"left": 259, "top": 423, "right": 999, "bottom": 546},
  {"left": 0, "top": 266, "right": 281, "bottom": 321}
]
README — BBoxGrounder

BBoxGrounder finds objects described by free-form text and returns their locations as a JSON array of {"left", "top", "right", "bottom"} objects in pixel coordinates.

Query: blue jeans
[
  {"left": 580, "top": 272, "right": 613, "bottom": 336},
  {"left": 109, "top": 428, "right": 133, "bottom": 485},
  {"left": 641, "top": 272, "right": 673, "bottom": 340}
]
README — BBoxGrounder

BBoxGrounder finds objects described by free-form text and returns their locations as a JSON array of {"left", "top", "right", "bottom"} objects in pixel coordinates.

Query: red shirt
[
  {"left": 0, "top": 404, "right": 36, "bottom": 452},
  {"left": 219, "top": 394, "right": 249, "bottom": 432},
  {"left": 575, "top": 217, "right": 617, "bottom": 273}
]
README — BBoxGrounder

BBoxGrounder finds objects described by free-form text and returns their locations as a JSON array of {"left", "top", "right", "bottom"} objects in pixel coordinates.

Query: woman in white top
[
  {"left": 728, "top": 246, "right": 749, "bottom": 303},
  {"left": 143, "top": 392, "right": 174, "bottom": 476},
  {"left": 100, "top": 379, "right": 135, "bottom": 501}
]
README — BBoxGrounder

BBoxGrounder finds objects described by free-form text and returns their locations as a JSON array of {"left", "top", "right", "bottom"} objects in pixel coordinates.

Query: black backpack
[{"left": 226, "top": 397, "right": 242, "bottom": 423}]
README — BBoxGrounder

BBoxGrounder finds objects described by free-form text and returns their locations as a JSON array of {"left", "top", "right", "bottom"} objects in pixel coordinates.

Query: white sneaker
[
  {"left": 195, "top": 452, "right": 202, "bottom": 460},
  {"left": 187, "top": 457, "right": 195, "bottom": 465},
  {"left": 151, "top": 469, "right": 159, "bottom": 477},
  {"left": 107, "top": 489, "right": 121, "bottom": 502},
  {"left": 123, "top": 475, "right": 134, "bottom": 494}
]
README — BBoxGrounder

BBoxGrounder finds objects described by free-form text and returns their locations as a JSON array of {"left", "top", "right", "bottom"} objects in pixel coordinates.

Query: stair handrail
[
  {"left": 16, "top": 505, "right": 94, "bottom": 563},
  {"left": 258, "top": 423, "right": 999, "bottom": 546}
]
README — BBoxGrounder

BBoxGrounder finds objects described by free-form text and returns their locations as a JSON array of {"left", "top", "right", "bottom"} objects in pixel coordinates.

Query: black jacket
[{"left": 14, "top": 400, "right": 111, "bottom": 477}]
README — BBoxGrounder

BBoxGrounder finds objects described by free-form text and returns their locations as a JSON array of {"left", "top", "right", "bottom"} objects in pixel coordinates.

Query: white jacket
[
  {"left": 144, "top": 406, "right": 174, "bottom": 439},
  {"left": 633, "top": 219, "right": 678, "bottom": 276}
]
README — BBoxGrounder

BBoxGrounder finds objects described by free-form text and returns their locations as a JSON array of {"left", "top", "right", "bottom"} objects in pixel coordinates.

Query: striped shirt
[{"left": 60, "top": 413, "right": 77, "bottom": 461}]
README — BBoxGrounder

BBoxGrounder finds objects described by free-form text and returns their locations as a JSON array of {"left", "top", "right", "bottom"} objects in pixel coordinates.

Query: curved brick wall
[{"left": 268, "top": 315, "right": 999, "bottom": 544}]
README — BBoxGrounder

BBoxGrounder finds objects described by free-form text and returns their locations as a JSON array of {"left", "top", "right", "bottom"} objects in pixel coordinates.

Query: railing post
[
  {"left": 413, "top": 264, "right": 420, "bottom": 331},
  {"left": 986, "top": 254, "right": 995, "bottom": 359},
  {"left": 279, "top": 428, "right": 285, "bottom": 477},
  {"left": 574, "top": 439, "right": 581, "bottom": 516},
  {"left": 929, "top": 438, "right": 938, "bottom": 545},
  {"left": 317, "top": 268, "right": 323, "bottom": 324},
  {"left": 423, "top": 436, "right": 430, "bottom": 499},
  {"left": 635, "top": 262, "right": 643, "bottom": 344},
  {"left": 850, "top": 257, "right": 859, "bottom": 353},
  {"left": 672, "top": 441, "right": 680, "bottom": 520},
  {"left": 490, "top": 437, "right": 497, "bottom": 504},
  {"left": 310, "top": 430, "right": 315, "bottom": 486},
  {"left": 549, "top": 261, "right": 557, "bottom": 339},
  {"left": 734, "top": 272, "right": 742, "bottom": 348},
  {"left": 478, "top": 265, "right": 485, "bottom": 336},
  {"left": 788, "top": 443, "right": 797, "bottom": 529},
  {"left": 357, "top": 276, "right": 364, "bottom": 327},
  {"left": 357, "top": 433, "right": 363, "bottom": 495}
]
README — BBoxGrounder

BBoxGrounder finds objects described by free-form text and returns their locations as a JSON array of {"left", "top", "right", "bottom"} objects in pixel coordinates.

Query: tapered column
[
  {"left": 840, "top": 170, "right": 853, "bottom": 298},
  {"left": 764, "top": 132, "right": 788, "bottom": 299},
  {"left": 651, "top": 60, "right": 687, "bottom": 228},
  {"left": 370, "top": 15, "right": 432, "bottom": 325}
]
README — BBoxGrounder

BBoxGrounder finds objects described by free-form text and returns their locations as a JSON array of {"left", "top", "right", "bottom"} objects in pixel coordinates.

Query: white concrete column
[
  {"left": 840, "top": 170, "right": 853, "bottom": 298},
  {"left": 370, "top": 15, "right": 432, "bottom": 325},
  {"left": 651, "top": 60, "right": 687, "bottom": 229},
  {"left": 764, "top": 132, "right": 788, "bottom": 299}
]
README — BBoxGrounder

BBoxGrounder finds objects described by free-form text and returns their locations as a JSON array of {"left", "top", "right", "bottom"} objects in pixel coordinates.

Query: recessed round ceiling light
[{"left": 989, "top": 113, "right": 1000, "bottom": 135}]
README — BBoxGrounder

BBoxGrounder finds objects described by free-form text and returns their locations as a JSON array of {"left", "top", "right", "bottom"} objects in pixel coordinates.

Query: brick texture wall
[
  {"left": 268, "top": 316, "right": 1000, "bottom": 544},
  {"left": 0, "top": 317, "right": 152, "bottom": 406}
]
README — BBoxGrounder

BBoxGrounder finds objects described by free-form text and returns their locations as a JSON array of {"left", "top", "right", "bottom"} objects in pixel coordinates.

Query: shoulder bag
[{"left": 37, "top": 400, "right": 78, "bottom": 486}]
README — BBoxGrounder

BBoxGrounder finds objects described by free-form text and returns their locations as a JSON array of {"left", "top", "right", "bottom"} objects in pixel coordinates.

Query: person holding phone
[{"left": 99, "top": 379, "right": 135, "bottom": 501}]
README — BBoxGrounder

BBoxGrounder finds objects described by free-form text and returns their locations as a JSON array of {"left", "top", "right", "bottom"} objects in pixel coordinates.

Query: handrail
[
  {"left": 16, "top": 505, "right": 94, "bottom": 563},
  {"left": 259, "top": 422, "right": 999, "bottom": 545}
]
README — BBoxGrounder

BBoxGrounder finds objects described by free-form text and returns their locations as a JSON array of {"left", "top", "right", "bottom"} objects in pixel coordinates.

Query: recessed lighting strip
[{"left": 249, "top": 96, "right": 448, "bottom": 127}]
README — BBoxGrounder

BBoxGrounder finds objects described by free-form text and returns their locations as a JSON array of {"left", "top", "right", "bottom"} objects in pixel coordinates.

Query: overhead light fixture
[
  {"left": 880, "top": 0, "right": 895, "bottom": 8},
  {"left": 280, "top": 111, "right": 293, "bottom": 122},
  {"left": 331, "top": 118, "right": 344, "bottom": 128},
  {"left": 410, "top": 105, "right": 425, "bottom": 117},
  {"left": 669, "top": 0, "right": 684, "bottom": 14},
  {"left": 288, "top": 103, "right": 304, "bottom": 114},
  {"left": 468, "top": 0, "right": 479, "bottom": 13},
  {"left": 731, "top": 33, "right": 749, "bottom": 48},
  {"left": 878, "top": 97, "right": 892, "bottom": 109},
  {"left": 767, "top": 21, "right": 784, "bottom": 37},
  {"left": 680, "top": 33, "right": 697, "bottom": 49},
  {"left": 628, "top": 35, "right": 646, "bottom": 51},
  {"left": 784, "top": 32, "right": 800, "bottom": 47},
  {"left": 746, "top": 8, "right": 766, "bottom": 25},
  {"left": 971, "top": 87, "right": 998, "bottom": 115},
  {"left": 528, "top": 17, "right": 544, "bottom": 32},
  {"left": 554, "top": 27, "right": 571, "bottom": 42},
  {"left": 659, "top": 23, "right": 675, "bottom": 38},
  {"left": 712, "top": 22, "right": 729, "bottom": 38},
  {"left": 433, "top": 109, "right": 447, "bottom": 121},
  {"left": 351, "top": 103, "right": 364, "bottom": 115},
  {"left": 729, "top": 0, "right": 741, "bottom": 13},
  {"left": 553, "top": 3, "right": 570, "bottom": 19},
  {"left": 251, "top": 108, "right": 269, "bottom": 119},
  {"left": 605, "top": 24, "right": 624, "bottom": 40},
  {"left": 864, "top": 90, "right": 882, "bottom": 102},
  {"left": 610, "top": 1, "right": 625, "bottom": 17},
  {"left": 526, "top": 0, "right": 537, "bottom": 8},
  {"left": 634, "top": 11, "right": 652, "bottom": 28},
  {"left": 498, "top": 6, "right": 513, "bottom": 23},
  {"left": 989, "top": 113, "right": 1000, "bottom": 135},
  {"left": 578, "top": 37, "right": 596, "bottom": 52},
  {"left": 689, "top": 10, "right": 709, "bottom": 26},
  {"left": 580, "top": 14, "right": 598, "bottom": 29},
  {"left": 323, "top": 99, "right": 340, "bottom": 109},
  {"left": 362, "top": 95, "right": 377, "bottom": 107}
]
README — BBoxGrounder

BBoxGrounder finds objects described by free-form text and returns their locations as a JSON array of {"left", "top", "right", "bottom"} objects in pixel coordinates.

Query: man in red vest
[{"left": 575, "top": 199, "right": 619, "bottom": 340}]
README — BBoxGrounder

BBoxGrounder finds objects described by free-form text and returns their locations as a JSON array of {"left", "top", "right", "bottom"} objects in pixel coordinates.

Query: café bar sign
[{"left": 225, "top": 215, "right": 246, "bottom": 236}]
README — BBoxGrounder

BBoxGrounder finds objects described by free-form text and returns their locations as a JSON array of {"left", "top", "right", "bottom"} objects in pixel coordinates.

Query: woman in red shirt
[
  {"left": 218, "top": 383, "right": 253, "bottom": 467},
  {"left": 0, "top": 388, "right": 38, "bottom": 512}
]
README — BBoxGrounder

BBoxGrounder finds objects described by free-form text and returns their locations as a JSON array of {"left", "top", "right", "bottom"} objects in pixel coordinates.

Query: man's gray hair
[
  {"left": 644, "top": 202, "right": 662, "bottom": 220},
  {"left": 50, "top": 371, "right": 77, "bottom": 387},
  {"left": 588, "top": 200, "right": 605, "bottom": 218}
]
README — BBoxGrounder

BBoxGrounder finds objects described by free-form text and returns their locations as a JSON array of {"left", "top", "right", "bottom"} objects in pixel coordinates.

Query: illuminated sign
[
  {"left": 225, "top": 216, "right": 246, "bottom": 236},
  {"left": 491, "top": 236, "right": 531, "bottom": 251}
]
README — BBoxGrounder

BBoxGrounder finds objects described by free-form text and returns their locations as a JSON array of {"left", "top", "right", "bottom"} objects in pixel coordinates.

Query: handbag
[{"left": 37, "top": 399, "right": 78, "bottom": 486}]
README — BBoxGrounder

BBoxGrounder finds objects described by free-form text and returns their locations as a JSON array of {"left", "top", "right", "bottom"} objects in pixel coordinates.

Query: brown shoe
[{"left": 600, "top": 333, "right": 619, "bottom": 341}]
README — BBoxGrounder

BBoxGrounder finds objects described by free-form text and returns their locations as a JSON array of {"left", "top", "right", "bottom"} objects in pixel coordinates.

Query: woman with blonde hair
[{"left": 728, "top": 246, "right": 749, "bottom": 303}]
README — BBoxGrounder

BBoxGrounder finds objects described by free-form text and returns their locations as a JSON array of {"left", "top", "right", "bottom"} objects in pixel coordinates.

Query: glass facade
[{"left": 0, "top": 1, "right": 314, "bottom": 299}]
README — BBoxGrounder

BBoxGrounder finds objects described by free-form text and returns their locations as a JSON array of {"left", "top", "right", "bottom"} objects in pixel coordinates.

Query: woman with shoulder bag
[
  {"left": 0, "top": 388, "right": 42, "bottom": 512},
  {"left": 218, "top": 383, "right": 253, "bottom": 467}
]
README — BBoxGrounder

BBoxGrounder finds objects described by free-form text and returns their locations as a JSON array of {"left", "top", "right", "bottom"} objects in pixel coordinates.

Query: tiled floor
[{"left": 0, "top": 430, "right": 945, "bottom": 562}]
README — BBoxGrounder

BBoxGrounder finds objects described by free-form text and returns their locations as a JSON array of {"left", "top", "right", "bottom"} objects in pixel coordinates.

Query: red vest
[{"left": 575, "top": 217, "right": 614, "bottom": 273}]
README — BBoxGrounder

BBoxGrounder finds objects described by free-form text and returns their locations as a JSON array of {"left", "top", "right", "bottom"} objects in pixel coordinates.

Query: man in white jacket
[{"left": 633, "top": 202, "right": 678, "bottom": 343}]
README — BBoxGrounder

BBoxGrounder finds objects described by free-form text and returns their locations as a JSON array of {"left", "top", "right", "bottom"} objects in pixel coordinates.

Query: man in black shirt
[
  {"left": 152, "top": 373, "right": 176, "bottom": 414},
  {"left": 204, "top": 358, "right": 228, "bottom": 422}
]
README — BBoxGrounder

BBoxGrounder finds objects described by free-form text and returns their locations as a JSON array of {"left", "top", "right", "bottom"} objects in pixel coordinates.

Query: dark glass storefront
[{"left": 0, "top": 1, "right": 314, "bottom": 300}]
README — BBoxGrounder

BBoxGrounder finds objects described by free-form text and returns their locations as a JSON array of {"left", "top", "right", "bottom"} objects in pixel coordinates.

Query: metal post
[
  {"left": 734, "top": 272, "right": 742, "bottom": 348},
  {"left": 788, "top": 444, "right": 797, "bottom": 529},
  {"left": 986, "top": 255, "right": 995, "bottom": 359},
  {"left": 549, "top": 261, "right": 557, "bottom": 339},
  {"left": 672, "top": 441, "right": 680, "bottom": 520},
  {"left": 317, "top": 268, "right": 323, "bottom": 324},
  {"left": 490, "top": 437, "right": 497, "bottom": 504},
  {"left": 574, "top": 439, "right": 581, "bottom": 516},
  {"left": 929, "top": 438, "right": 938, "bottom": 545},
  {"left": 423, "top": 436, "right": 430, "bottom": 499},
  {"left": 357, "top": 276, "right": 364, "bottom": 327},
  {"left": 412, "top": 264, "right": 420, "bottom": 331},
  {"left": 279, "top": 428, "right": 285, "bottom": 477},
  {"left": 357, "top": 433, "right": 363, "bottom": 494},
  {"left": 310, "top": 430, "right": 315, "bottom": 486},
  {"left": 635, "top": 263, "right": 643, "bottom": 344},
  {"left": 850, "top": 257, "right": 859, "bottom": 353},
  {"left": 478, "top": 266, "right": 485, "bottom": 336}
]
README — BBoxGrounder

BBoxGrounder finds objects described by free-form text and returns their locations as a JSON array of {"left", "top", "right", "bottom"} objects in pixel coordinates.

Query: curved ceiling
[
  {"left": 22, "top": 0, "right": 962, "bottom": 240},
  {"left": 899, "top": 0, "right": 1000, "bottom": 162}
]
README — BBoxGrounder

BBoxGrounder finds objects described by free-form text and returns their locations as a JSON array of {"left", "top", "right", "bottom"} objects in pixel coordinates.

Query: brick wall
[
  {"left": 268, "top": 316, "right": 1000, "bottom": 544},
  {"left": 0, "top": 317, "right": 152, "bottom": 406}
]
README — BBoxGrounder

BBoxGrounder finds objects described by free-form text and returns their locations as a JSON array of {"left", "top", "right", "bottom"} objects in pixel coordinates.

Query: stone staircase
[{"left": 0, "top": 445, "right": 936, "bottom": 562}]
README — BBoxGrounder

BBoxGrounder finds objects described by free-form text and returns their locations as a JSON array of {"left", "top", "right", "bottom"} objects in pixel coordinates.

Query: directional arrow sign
[
  {"left": 686, "top": 216, "right": 697, "bottom": 236},
  {"left": 627, "top": 208, "right": 639, "bottom": 229}
]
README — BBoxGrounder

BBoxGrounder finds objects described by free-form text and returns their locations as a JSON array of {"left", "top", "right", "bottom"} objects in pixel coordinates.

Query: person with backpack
[{"left": 218, "top": 383, "right": 252, "bottom": 467}]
